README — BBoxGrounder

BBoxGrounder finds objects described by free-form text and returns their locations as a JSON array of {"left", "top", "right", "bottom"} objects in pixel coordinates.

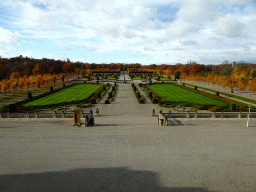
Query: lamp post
[{"left": 247, "top": 104, "right": 251, "bottom": 127}]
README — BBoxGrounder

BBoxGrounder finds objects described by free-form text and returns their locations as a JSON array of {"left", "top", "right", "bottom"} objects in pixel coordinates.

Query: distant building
[{"left": 232, "top": 62, "right": 236, "bottom": 68}]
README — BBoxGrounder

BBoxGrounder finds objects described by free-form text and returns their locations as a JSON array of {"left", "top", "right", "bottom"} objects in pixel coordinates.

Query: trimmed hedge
[{"left": 105, "top": 99, "right": 110, "bottom": 104}]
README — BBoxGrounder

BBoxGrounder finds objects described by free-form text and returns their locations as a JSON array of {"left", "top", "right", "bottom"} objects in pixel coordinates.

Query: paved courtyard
[{"left": 1, "top": 74, "right": 256, "bottom": 191}]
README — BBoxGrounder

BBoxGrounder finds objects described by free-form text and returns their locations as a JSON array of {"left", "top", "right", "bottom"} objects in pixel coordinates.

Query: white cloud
[
  {"left": 179, "top": 40, "right": 198, "bottom": 46},
  {"left": 2, "top": 0, "right": 256, "bottom": 64},
  {"left": 0, "top": 27, "right": 21, "bottom": 46},
  {"left": 212, "top": 15, "right": 247, "bottom": 38},
  {"left": 0, "top": 47, "right": 8, "bottom": 55},
  {"left": 166, "top": 18, "right": 200, "bottom": 36},
  {"left": 72, "top": 29, "right": 98, "bottom": 39},
  {"left": 177, "top": 0, "right": 217, "bottom": 24}
]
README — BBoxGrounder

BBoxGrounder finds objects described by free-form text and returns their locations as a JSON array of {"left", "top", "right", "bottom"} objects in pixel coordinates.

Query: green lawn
[
  {"left": 23, "top": 84, "right": 102, "bottom": 107},
  {"left": 75, "top": 78, "right": 89, "bottom": 81},
  {"left": 159, "top": 78, "right": 174, "bottom": 81},
  {"left": 147, "top": 84, "right": 226, "bottom": 106}
]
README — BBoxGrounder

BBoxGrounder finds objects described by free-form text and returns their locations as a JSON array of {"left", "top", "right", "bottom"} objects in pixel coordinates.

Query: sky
[{"left": 1, "top": 0, "right": 256, "bottom": 65}]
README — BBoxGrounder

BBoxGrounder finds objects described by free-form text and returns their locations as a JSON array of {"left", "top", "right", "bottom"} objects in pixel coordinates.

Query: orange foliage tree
[
  {"left": 10, "top": 79, "right": 18, "bottom": 94},
  {"left": 237, "top": 78, "right": 247, "bottom": 93},
  {"left": 1, "top": 79, "right": 8, "bottom": 95},
  {"left": 248, "top": 79, "right": 256, "bottom": 95},
  {"left": 24, "top": 77, "right": 31, "bottom": 91},
  {"left": 223, "top": 76, "right": 237, "bottom": 93},
  {"left": 32, "top": 63, "right": 45, "bottom": 75},
  {"left": 18, "top": 77, "right": 25, "bottom": 92},
  {"left": 10, "top": 72, "right": 21, "bottom": 80}
]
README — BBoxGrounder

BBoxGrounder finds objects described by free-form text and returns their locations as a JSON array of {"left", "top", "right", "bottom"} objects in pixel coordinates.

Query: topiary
[
  {"left": 27, "top": 91, "right": 32, "bottom": 99},
  {"left": 105, "top": 99, "right": 110, "bottom": 104},
  {"left": 136, "top": 92, "right": 140, "bottom": 99},
  {"left": 90, "top": 98, "right": 96, "bottom": 104},
  {"left": 108, "top": 92, "right": 112, "bottom": 99},
  {"left": 139, "top": 98, "right": 145, "bottom": 104},
  {"left": 194, "top": 86, "right": 197, "bottom": 90},
  {"left": 148, "top": 92, "right": 152, "bottom": 99},
  {"left": 216, "top": 92, "right": 219, "bottom": 96},
  {"left": 152, "top": 97, "right": 159, "bottom": 104},
  {"left": 230, "top": 103, "right": 236, "bottom": 111}
]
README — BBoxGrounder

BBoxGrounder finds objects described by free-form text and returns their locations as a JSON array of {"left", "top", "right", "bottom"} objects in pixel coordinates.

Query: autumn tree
[
  {"left": 24, "top": 77, "right": 31, "bottom": 91},
  {"left": 165, "top": 69, "right": 172, "bottom": 79},
  {"left": 10, "top": 72, "right": 21, "bottom": 80},
  {"left": 32, "top": 63, "right": 45, "bottom": 75},
  {"left": 223, "top": 76, "right": 237, "bottom": 93},
  {"left": 74, "top": 67, "right": 81, "bottom": 76},
  {"left": 17, "top": 76, "right": 25, "bottom": 92},
  {"left": 174, "top": 70, "right": 181, "bottom": 81},
  {"left": 250, "top": 69, "right": 256, "bottom": 78},
  {"left": 211, "top": 75, "right": 218, "bottom": 88},
  {"left": 1, "top": 80, "right": 8, "bottom": 95},
  {"left": 216, "top": 75, "right": 223, "bottom": 89},
  {"left": 248, "top": 79, "right": 256, "bottom": 95},
  {"left": 48, "top": 67, "right": 56, "bottom": 75},
  {"left": 29, "top": 76, "right": 36, "bottom": 89},
  {"left": 237, "top": 78, "right": 247, "bottom": 93},
  {"left": 10, "top": 79, "right": 17, "bottom": 94},
  {"left": 80, "top": 69, "right": 86, "bottom": 77}
]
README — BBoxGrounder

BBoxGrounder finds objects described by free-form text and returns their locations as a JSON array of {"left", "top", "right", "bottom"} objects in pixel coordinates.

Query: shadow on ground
[{"left": 0, "top": 167, "right": 213, "bottom": 192}]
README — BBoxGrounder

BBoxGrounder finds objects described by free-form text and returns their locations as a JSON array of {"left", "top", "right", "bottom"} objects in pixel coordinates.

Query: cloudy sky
[{"left": 1, "top": 0, "right": 256, "bottom": 65}]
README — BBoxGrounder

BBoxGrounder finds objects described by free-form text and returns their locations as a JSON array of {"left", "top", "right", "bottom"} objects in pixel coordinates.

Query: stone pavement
[
  {"left": 1, "top": 74, "right": 256, "bottom": 191},
  {"left": 0, "top": 119, "right": 256, "bottom": 191}
]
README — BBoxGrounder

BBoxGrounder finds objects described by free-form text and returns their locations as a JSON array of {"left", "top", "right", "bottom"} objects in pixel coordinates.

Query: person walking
[{"left": 96, "top": 108, "right": 99, "bottom": 116}]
